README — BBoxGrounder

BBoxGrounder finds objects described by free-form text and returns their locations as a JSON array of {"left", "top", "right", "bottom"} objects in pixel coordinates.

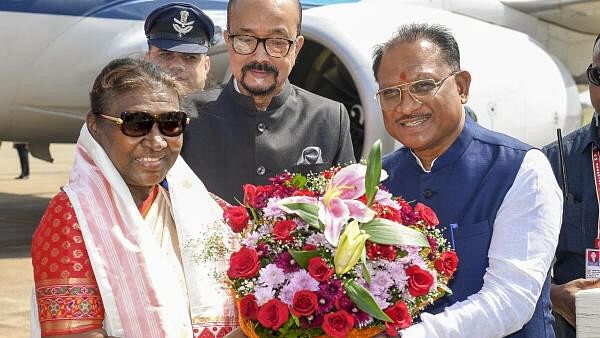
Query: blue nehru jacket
[
  {"left": 542, "top": 118, "right": 600, "bottom": 338},
  {"left": 383, "top": 116, "right": 554, "bottom": 337}
]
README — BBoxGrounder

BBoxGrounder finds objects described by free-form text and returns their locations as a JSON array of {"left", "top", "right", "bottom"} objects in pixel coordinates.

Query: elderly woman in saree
[{"left": 31, "top": 58, "right": 240, "bottom": 338}]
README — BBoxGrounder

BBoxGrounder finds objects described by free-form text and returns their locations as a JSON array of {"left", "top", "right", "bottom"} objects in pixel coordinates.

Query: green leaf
[
  {"left": 289, "top": 249, "right": 322, "bottom": 269},
  {"left": 360, "top": 249, "right": 371, "bottom": 284},
  {"left": 361, "top": 218, "right": 430, "bottom": 247},
  {"left": 280, "top": 202, "right": 321, "bottom": 229},
  {"left": 365, "top": 140, "right": 382, "bottom": 206},
  {"left": 438, "top": 282, "right": 453, "bottom": 295},
  {"left": 344, "top": 280, "right": 392, "bottom": 322},
  {"left": 290, "top": 174, "right": 307, "bottom": 189},
  {"left": 249, "top": 207, "right": 259, "bottom": 224}
]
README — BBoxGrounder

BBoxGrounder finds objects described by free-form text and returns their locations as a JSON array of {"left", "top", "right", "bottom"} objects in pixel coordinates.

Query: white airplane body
[{"left": 0, "top": 0, "right": 595, "bottom": 160}]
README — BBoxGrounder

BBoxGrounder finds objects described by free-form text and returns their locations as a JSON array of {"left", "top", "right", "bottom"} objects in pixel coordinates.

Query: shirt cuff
[{"left": 401, "top": 323, "right": 427, "bottom": 337}]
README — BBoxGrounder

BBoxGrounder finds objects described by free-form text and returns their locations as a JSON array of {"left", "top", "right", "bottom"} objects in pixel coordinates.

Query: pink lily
[
  {"left": 278, "top": 164, "right": 388, "bottom": 246},
  {"left": 320, "top": 164, "right": 384, "bottom": 246}
]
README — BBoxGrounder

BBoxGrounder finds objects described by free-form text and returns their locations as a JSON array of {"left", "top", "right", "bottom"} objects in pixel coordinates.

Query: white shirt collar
[
  {"left": 233, "top": 78, "right": 241, "bottom": 93},
  {"left": 409, "top": 149, "right": 437, "bottom": 173}
]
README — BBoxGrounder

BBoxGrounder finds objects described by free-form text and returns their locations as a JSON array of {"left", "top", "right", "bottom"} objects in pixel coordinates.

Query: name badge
[{"left": 585, "top": 248, "right": 600, "bottom": 278}]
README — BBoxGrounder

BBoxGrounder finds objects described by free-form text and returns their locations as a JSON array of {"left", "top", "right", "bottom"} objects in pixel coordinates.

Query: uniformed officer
[
  {"left": 543, "top": 33, "right": 600, "bottom": 338},
  {"left": 181, "top": 0, "right": 355, "bottom": 203},
  {"left": 144, "top": 2, "right": 214, "bottom": 94}
]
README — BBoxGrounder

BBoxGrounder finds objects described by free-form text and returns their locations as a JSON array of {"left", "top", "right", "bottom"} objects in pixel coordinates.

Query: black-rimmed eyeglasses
[
  {"left": 588, "top": 64, "right": 600, "bottom": 86},
  {"left": 228, "top": 34, "right": 296, "bottom": 58},
  {"left": 98, "top": 111, "right": 189, "bottom": 137},
  {"left": 375, "top": 72, "right": 458, "bottom": 111}
]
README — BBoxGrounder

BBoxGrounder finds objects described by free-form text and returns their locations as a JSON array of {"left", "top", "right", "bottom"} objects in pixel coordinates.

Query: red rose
[
  {"left": 322, "top": 167, "right": 340, "bottom": 180},
  {"left": 223, "top": 205, "right": 249, "bottom": 233},
  {"left": 434, "top": 251, "right": 459, "bottom": 278},
  {"left": 405, "top": 265, "right": 434, "bottom": 297},
  {"left": 381, "top": 206, "right": 404, "bottom": 224},
  {"left": 303, "top": 244, "right": 317, "bottom": 251},
  {"left": 239, "top": 294, "right": 259, "bottom": 320},
  {"left": 366, "top": 241, "right": 379, "bottom": 260},
  {"left": 415, "top": 203, "right": 439, "bottom": 227},
  {"left": 322, "top": 310, "right": 355, "bottom": 338},
  {"left": 426, "top": 236, "right": 438, "bottom": 258},
  {"left": 307, "top": 257, "right": 334, "bottom": 282},
  {"left": 257, "top": 298, "right": 289, "bottom": 330},
  {"left": 290, "top": 290, "right": 318, "bottom": 317},
  {"left": 272, "top": 220, "right": 296, "bottom": 241},
  {"left": 293, "top": 189, "right": 316, "bottom": 197},
  {"left": 384, "top": 300, "right": 413, "bottom": 336},
  {"left": 243, "top": 184, "right": 257, "bottom": 207},
  {"left": 366, "top": 242, "right": 397, "bottom": 261},
  {"left": 380, "top": 245, "right": 397, "bottom": 261},
  {"left": 227, "top": 247, "right": 260, "bottom": 278}
]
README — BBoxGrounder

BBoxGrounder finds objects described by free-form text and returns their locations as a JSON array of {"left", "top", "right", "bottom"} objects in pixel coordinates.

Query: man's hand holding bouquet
[{"left": 224, "top": 141, "right": 458, "bottom": 337}]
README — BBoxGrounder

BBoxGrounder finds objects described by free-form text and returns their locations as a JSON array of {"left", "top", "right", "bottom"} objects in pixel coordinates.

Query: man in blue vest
[
  {"left": 543, "top": 33, "right": 600, "bottom": 338},
  {"left": 374, "top": 23, "right": 562, "bottom": 337}
]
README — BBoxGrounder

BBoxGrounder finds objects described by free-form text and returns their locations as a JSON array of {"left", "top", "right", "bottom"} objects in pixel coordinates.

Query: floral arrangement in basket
[{"left": 223, "top": 141, "right": 458, "bottom": 338}]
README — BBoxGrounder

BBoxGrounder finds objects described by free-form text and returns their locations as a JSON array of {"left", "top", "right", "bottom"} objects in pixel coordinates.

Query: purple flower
[
  {"left": 318, "top": 279, "right": 343, "bottom": 300},
  {"left": 242, "top": 232, "right": 260, "bottom": 247},
  {"left": 306, "top": 233, "right": 329, "bottom": 247},
  {"left": 372, "top": 293, "right": 390, "bottom": 309},
  {"left": 299, "top": 312, "right": 324, "bottom": 329},
  {"left": 400, "top": 203, "right": 420, "bottom": 224},
  {"left": 373, "top": 189, "right": 396, "bottom": 207},
  {"left": 263, "top": 197, "right": 286, "bottom": 218},
  {"left": 405, "top": 245, "right": 420, "bottom": 256},
  {"left": 369, "top": 270, "right": 393, "bottom": 296},
  {"left": 257, "top": 222, "right": 273, "bottom": 236},
  {"left": 257, "top": 264, "right": 286, "bottom": 288},
  {"left": 354, "top": 311, "right": 373, "bottom": 328},
  {"left": 279, "top": 271, "right": 319, "bottom": 305},
  {"left": 254, "top": 286, "right": 274, "bottom": 306},
  {"left": 315, "top": 290, "right": 335, "bottom": 314},
  {"left": 388, "top": 261, "right": 408, "bottom": 288},
  {"left": 255, "top": 242, "right": 270, "bottom": 258},
  {"left": 279, "top": 283, "right": 296, "bottom": 305},
  {"left": 336, "top": 294, "right": 354, "bottom": 312},
  {"left": 274, "top": 251, "right": 300, "bottom": 273},
  {"left": 289, "top": 270, "right": 320, "bottom": 292},
  {"left": 336, "top": 294, "right": 371, "bottom": 326},
  {"left": 269, "top": 173, "right": 297, "bottom": 198}
]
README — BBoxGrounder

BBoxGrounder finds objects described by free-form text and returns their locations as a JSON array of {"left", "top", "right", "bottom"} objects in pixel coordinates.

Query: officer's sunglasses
[
  {"left": 588, "top": 64, "right": 600, "bottom": 86},
  {"left": 98, "top": 111, "right": 189, "bottom": 137}
]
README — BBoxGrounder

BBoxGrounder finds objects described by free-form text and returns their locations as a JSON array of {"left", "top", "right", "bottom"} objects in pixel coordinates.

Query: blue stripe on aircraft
[
  {"left": 0, "top": 0, "right": 229, "bottom": 20},
  {"left": 0, "top": 0, "right": 359, "bottom": 19}
]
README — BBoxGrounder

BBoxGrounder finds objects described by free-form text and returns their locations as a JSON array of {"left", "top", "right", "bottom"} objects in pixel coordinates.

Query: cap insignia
[{"left": 173, "top": 10, "right": 195, "bottom": 37}]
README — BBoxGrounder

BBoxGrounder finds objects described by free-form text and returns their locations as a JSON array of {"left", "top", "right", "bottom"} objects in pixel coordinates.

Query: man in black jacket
[{"left": 182, "top": 0, "right": 355, "bottom": 203}]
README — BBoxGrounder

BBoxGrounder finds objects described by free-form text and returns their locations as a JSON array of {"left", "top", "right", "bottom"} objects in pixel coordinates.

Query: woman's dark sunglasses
[
  {"left": 98, "top": 111, "right": 189, "bottom": 137},
  {"left": 588, "top": 64, "right": 600, "bottom": 86}
]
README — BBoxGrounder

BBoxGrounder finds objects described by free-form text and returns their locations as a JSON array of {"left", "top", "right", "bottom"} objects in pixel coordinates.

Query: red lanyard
[{"left": 591, "top": 145, "right": 600, "bottom": 248}]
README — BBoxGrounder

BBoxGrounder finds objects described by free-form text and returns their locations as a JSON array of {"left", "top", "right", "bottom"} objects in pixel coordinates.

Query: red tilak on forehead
[{"left": 399, "top": 72, "right": 407, "bottom": 81}]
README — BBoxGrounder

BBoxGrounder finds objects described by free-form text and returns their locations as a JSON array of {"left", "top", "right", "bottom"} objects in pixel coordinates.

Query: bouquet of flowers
[{"left": 224, "top": 141, "right": 458, "bottom": 338}]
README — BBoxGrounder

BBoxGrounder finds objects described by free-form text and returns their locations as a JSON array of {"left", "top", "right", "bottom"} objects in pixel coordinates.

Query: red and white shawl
[{"left": 58, "top": 125, "right": 238, "bottom": 337}]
